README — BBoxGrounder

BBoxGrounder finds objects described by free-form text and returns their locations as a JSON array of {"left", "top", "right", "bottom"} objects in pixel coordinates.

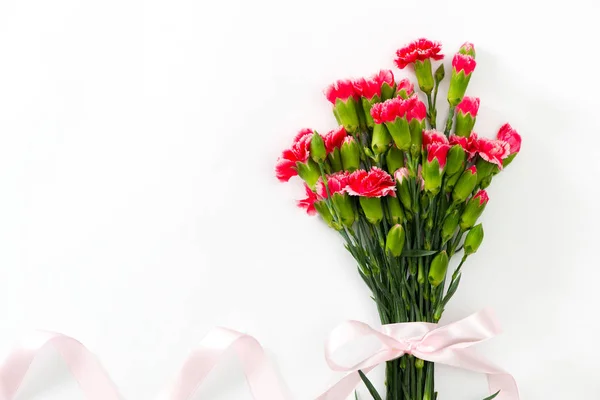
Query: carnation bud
[
  {"left": 464, "top": 224, "right": 484, "bottom": 255},
  {"left": 408, "top": 119, "right": 424, "bottom": 149},
  {"left": 452, "top": 166, "right": 478, "bottom": 203},
  {"left": 334, "top": 97, "right": 361, "bottom": 134},
  {"left": 428, "top": 251, "right": 449, "bottom": 287},
  {"left": 448, "top": 54, "right": 476, "bottom": 107},
  {"left": 332, "top": 192, "right": 355, "bottom": 227},
  {"left": 387, "top": 118, "right": 412, "bottom": 151},
  {"left": 475, "top": 158, "right": 496, "bottom": 185},
  {"left": 445, "top": 145, "right": 466, "bottom": 176},
  {"left": 385, "top": 146, "right": 404, "bottom": 174},
  {"left": 381, "top": 82, "right": 396, "bottom": 101},
  {"left": 385, "top": 224, "right": 405, "bottom": 257},
  {"left": 314, "top": 201, "right": 341, "bottom": 230},
  {"left": 296, "top": 159, "right": 321, "bottom": 188},
  {"left": 460, "top": 190, "right": 488, "bottom": 230},
  {"left": 372, "top": 124, "right": 392, "bottom": 154},
  {"left": 434, "top": 64, "right": 445, "bottom": 83},
  {"left": 359, "top": 197, "right": 384, "bottom": 224},
  {"left": 394, "top": 168, "right": 412, "bottom": 212},
  {"left": 341, "top": 137, "right": 361, "bottom": 172},
  {"left": 310, "top": 133, "right": 327, "bottom": 163},
  {"left": 454, "top": 97, "right": 480, "bottom": 137},
  {"left": 423, "top": 144, "right": 450, "bottom": 195},
  {"left": 386, "top": 196, "right": 405, "bottom": 225},
  {"left": 458, "top": 42, "right": 476, "bottom": 58},
  {"left": 442, "top": 209, "right": 460, "bottom": 244},
  {"left": 413, "top": 59, "right": 435, "bottom": 93},
  {"left": 444, "top": 170, "right": 462, "bottom": 193},
  {"left": 328, "top": 148, "right": 343, "bottom": 172},
  {"left": 361, "top": 97, "right": 378, "bottom": 129}
]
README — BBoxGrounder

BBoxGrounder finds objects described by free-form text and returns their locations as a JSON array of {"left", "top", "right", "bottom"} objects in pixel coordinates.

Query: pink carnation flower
[
  {"left": 394, "top": 38, "right": 444, "bottom": 69},
  {"left": 275, "top": 129, "right": 314, "bottom": 182},
  {"left": 423, "top": 129, "right": 449, "bottom": 148},
  {"left": 452, "top": 53, "right": 477, "bottom": 75},
  {"left": 297, "top": 184, "right": 319, "bottom": 215},
  {"left": 324, "top": 79, "right": 358, "bottom": 104},
  {"left": 450, "top": 133, "right": 479, "bottom": 159},
  {"left": 456, "top": 96, "right": 480, "bottom": 117},
  {"left": 477, "top": 137, "right": 511, "bottom": 168},
  {"left": 370, "top": 97, "right": 410, "bottom": 124},
  {"left": 427, "top": 143, "right": 451, "bottom": 169},
  {"left": 347, "top": 167, "right": 396, "bottom": 198},
  {"left": 323, "top": 126, "right": 347, "bottom": 154},
  {"left": 472, "top": 189, "right": 489, "bottom": 206},
  {"left": 316, "top": 171, "right": 350, "bottom": 198},
  {"left": 496, "top": 123, "right": 521, "bottom": 154},
  {"left": 396, "top": 79, "right": 415, "bottom": 97},
  {"left": 406, "top": 96, "right": 427, "bottom": 122},
  {"left": 354, "top": 69, "right": 396, "bottom": 100}
]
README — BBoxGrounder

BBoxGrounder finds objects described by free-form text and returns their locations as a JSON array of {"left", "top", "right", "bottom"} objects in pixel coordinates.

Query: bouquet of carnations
[{"left": 275, "top": 39, "right": 521, "bottom": 400}]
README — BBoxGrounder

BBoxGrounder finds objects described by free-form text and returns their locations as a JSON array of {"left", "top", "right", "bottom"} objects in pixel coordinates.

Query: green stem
[{"left": 444, "top": 105, "right": 456, "bottom": 136}]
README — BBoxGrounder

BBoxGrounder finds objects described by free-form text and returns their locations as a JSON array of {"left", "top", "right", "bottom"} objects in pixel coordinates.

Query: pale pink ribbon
[
  {"left": 317, "top": 308, "right": 519, "bottom": 400},
  {"left": 0, "top": 327, "right": 288, "bottom": 400},
  {"left": 0, "top": 310, "right": 519, "bottom": 400}
]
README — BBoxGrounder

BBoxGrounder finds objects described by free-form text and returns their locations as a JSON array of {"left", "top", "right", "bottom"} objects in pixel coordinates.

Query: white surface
[{"left": 0, "top": 0, "right": 597, "bottom": 399}]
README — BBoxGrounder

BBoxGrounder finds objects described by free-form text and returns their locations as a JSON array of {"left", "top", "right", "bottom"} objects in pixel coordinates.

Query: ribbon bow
[{"left": 317, "top": 308, "right": 519, "bottom": 400}]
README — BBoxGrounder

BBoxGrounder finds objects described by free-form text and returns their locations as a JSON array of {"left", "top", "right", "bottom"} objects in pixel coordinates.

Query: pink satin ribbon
[
  {"left": 0, "top": 327, "right": 288, "bottom": 400},
  {"left": 0, "top": 310, "right": 519, "bottom": 400},
  {"left": 317, "top": 308, "right": 519, "bottom": 400}
]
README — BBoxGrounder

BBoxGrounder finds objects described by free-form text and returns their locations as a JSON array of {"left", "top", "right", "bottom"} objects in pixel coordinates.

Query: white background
[{"left": 0, "top": 0, "right": 597, "bottom": 399}]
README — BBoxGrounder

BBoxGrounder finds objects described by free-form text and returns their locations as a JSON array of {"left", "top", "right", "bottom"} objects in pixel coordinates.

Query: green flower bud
[
  {"left": 434, "top": 64, "right": 445, "bottom": 83},
  {"left": 314, "top": 201, "right": 341, "bottom": 230},
  {"left": 359, "top": 196, "right": 384, "bottom": 225},
  {"left": 332, "top": 193, "right": 355, "bottom": 227},
  {"left": 341, "top": 137, "right": 360, "bottom": 172},
  {"left": 414, "top": 59, "right": 435, "bottom": 93},
  {"left": 475, "top": 158, "right": 496, "bottom": 185},
  {"left": 395, "top": 168, "right": 412, "bottom": 211},
  {"left": 415, "top": 358, "right": 425, "bottom": 369},
  {"left": 447, "top": 54, "right": 476, "bottom": 107},
  {"left": 386, "top": 118, "right": 411, "bottom": 151},
  {"left": 385, "top": 224, "right": 405, "bottom": 257},
  {"left": 458, "top": 42, "right": 476, "bottom": 58},
  {"left": 386, "top": 196, "right": 405, "bottom": 225},
  {"left": 444, "top": 170, "right": 462, "bottom": 193},
  {"left": 441, "top": 209, "right": 460, "bottom": 244},
  {"left": 423, "top": 158, "right": 443, "bottom": 195},
  {"left": 328, "top": 147, "right": 343, "bottom": 172},
  {"left": 459, "top": 190, "right": 488, "bottom": 230},
  {"left": 464, "top": 224, "right": 484, "bottom": 255},
  {"left": 333, "top": 97, "right": 361, "bottom": 134},
  {"left": 445, "top": 145, "right": 466, "bottom": 176},
  {"left": 409, "top": 119, "right": 424, "bottom": 149},
  {"left": 428, "top": 251, "right": 449, "bottom": 287},
  {"left": 310, "top": 133, "right": 327, "bottom": 163},
  {"left": 452, "top": 166, "right": 478, "bottom": 203},
  {"left": 372, "top": 123, "right": 392, "bottom": 154},
  {"left": 296, "top": 159, "right": 321, "bottom": 188},
  {"left": 361, "top": 97, "right": 378, "bottom": 129},
  {"left": 385, "top": 146, "right": 404, "bottom": 174}
]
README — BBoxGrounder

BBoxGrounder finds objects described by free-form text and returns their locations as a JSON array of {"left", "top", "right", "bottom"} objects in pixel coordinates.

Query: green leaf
[
  {"left": 358, "top": 370, "right": 383, "bottom": 400},
  {"left": 483, "top": 391, "right": 501, "bottom": 400},
  {"left": 434, "top": 64, "right": 445, "bottom": 83},
  {"left": 402, "top": 249, "right": 438, "bottom": 257}
]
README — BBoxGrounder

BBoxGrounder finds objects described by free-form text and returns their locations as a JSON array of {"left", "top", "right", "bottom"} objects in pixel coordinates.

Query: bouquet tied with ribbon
[{"left": 276, "top": 39, "right": 521, "bottom": 399}]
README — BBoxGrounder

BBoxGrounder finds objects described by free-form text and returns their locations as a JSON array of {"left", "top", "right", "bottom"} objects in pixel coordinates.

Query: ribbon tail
[
  {"left": 315, "top": 366, "right": 376, "bottom": 400},
  {"left": 168, "top": 327, "right": 288, "bottom": 400},
  {"left": 0, "top": 331, "right": 121, "bottom": 400},
  {"left": 440, "top": 348, "right": 520, "bottom": 400}
]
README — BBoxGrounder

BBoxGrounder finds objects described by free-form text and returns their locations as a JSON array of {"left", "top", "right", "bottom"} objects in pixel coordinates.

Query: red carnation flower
[
  {"left": 297, "top": 184, "right": 319, "bottom": 215},
  {"left": 452, "top": 53, "right": 477, "bottom": 75},
  {"left": 396, "top": 79, "right": 415, "bottom": 98},
  {"left": 427, "top": 143, "right": 451, "bottom": 169},
  {"left": 496, "top": 123, "right": 521, "bottom": 154},
  {"left": 456, "top": 96, "right": 480, "bottom": 117},
  {"left": 477, "top": 137, "right": 510, "bottom": 168},
  {"left": 394, "top": 38, "right": 444, "bottom": 69},
  {"left": 347, "top": 167, "right": 396, "bottom": 198},
  {"left": 323, "top": 126, "right": 347, "bottom": 154},
  {"left": 406, "top": 96, "right": 427, "bottom": 122},
  {"left": 472, "top": 189, "right": 489, "bottom": 206},
  {"left": 423, "top": 129, "right": 449, "bottom": 148},
  {"left": 354, "top": 69, "right": 395, "bottom": 100},
  {"left": 316, "top": 171, "right": 350, "bottom": 198},
  {"left": 324, "top": 79, "right": 358, "bottom": 104},
  {"left": 370, "top": 97, "right": 410, "bottom": 124},
  {"left": 450, "top": 133, "right": 479, "bottom": 159},
  {"left": 275, "top": 129, "right": 314, "bottom": 182}
]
